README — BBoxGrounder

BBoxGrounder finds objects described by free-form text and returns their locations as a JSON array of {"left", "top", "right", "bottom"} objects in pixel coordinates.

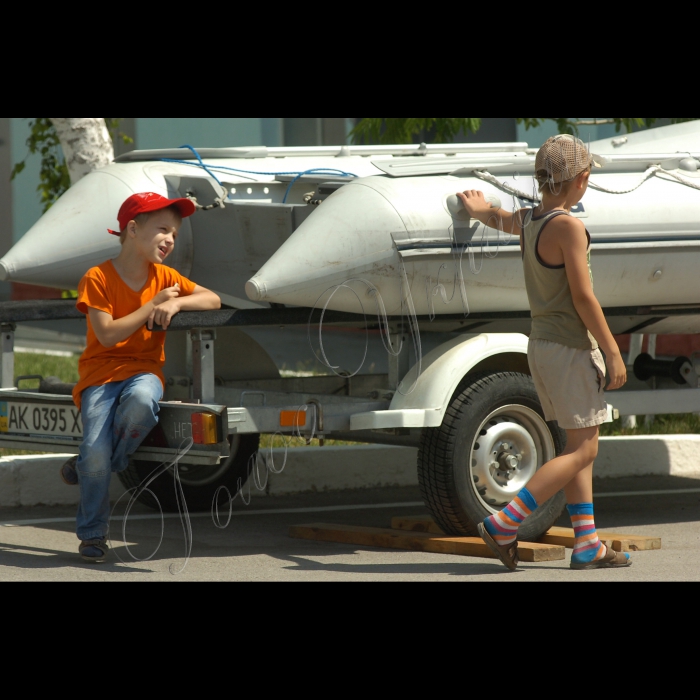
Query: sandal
[
  {"left": 478, "top": 522, "right": 519, "bottom": 571},
  {"left": 79, "top": 539, "right": 108, "bottom": 563},
  {"left": 570, "top": 545, "right": 631, "bottom": 570},
  {"left": 60, "top": 456, "right": 78, "bottom": 486}
]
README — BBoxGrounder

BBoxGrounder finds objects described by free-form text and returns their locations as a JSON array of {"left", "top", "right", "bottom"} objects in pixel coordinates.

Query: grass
[
  {"left": 600, "top": 413, "right": 700, "bottom": 437},
  {"left": 259, "top": 435, "right": 363, "bottom": 449},
  {"left": 14, "top": 350, "right": 80, "bottom": 387}
]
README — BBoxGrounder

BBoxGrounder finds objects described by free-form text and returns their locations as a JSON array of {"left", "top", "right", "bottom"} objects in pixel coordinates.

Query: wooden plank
[
  {"left": 391, "top": 515, "right": 444, "bottom": 534},
  {"left": 289, "top": 523, "right": 565, "bottom": 562},
  {"left": 391, "top": 517, "right": 661, "bottom": 553},
  {"left": 537, "top": 526, "right": 661, "bottom": 552},
  {"left": 604, "top": 535, "right": 661, "bottom": 552}
]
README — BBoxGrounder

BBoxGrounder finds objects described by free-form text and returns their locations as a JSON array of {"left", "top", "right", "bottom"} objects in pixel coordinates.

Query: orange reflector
[
  {"left": 191, "top": 412, "right": 218, "bottom": 444},
  {"left": 280, "top": 410, "right": 306, "bottom": 428}
]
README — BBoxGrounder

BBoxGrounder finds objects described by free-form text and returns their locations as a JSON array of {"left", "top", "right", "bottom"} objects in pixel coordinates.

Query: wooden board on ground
[
  {"left": 289, "top": 523, "right": 565, "bottom": 562},
  {"left": 390, "top": 516, "right": 661, "bottom": 552},
  {"left": 392, "top": 515, "right": 445, "bottom": 535},
  {"left": 540, "top": 526, "right": 661, "bottom": 552}
]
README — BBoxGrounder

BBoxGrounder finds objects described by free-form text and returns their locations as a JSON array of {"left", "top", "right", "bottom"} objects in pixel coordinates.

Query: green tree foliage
[
  {"left": 351, "top": 118, "right": 484, "bottom": 145},
  {"left": 10, "top": 118, "right": 132, "bottom": 212},
  {"left": 351, "top": 117, "right": 699, "bottom": 145}
]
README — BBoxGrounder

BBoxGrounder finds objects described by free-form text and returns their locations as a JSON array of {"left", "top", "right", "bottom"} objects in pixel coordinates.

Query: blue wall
[
  {"left": 10, "top": 118, "right": 44, "bottom": 246},
  {"left": 135, "top": 118, "right": 283, "bottom": 150}
]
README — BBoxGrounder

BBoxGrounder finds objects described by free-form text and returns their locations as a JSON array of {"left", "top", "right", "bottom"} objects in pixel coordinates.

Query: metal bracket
[
  {"left": 680, "top": 361, "right": 700, "bottom": 388},
  {"left": 387, "top": 331, "right": 410, "bottom": 390},
  {"left": 306, "top": 398, "right": 324, "bottom": 446},
  {"left": 1, "top": 323, "right": 16, "bottom": 389},
  {"left": 189, "top": 328, "right": 216, "bottom": 404}
]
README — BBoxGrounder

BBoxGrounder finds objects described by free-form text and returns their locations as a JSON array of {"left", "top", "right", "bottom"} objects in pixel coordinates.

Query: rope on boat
[
  {"left": 472, "top": 170, "right": 541, "bottom": 202},
  {"left": 472, "top": 164, "right": 700, "bottom": 202}
]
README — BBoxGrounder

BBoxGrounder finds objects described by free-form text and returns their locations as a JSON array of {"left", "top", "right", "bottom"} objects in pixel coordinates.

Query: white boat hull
[
  {"left": 247, "top": 172, "right": 700, "bottom": 322},
  {"left": 1, "top": 124, "right": 699, "bottom": 335}
]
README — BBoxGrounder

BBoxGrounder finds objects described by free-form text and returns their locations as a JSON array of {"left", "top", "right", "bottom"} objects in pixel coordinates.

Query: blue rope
[
  {"left": 160, "top": 145, "right": 357, "bottom": 203},
  {"left": 175, "top": 144, "right": 224, "bottom": 186}
]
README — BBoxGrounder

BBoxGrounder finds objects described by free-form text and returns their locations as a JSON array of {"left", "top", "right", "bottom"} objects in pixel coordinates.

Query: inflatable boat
[{"left": 2, "top": 121, "right": 699, "bottom": 336}]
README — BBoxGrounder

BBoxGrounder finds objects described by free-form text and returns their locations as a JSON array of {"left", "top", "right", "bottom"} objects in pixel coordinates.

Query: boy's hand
[
  {"left": 147, "top": 285, "right": 181, "bottom": 330},
  {"left": 606, "top": 352, "right": 627, "bottom": 391},
  {"left": 456, "top": 190, "right": 496, "bottom": 219},
  {"left": 148, "top": 298, "right": 181, "bottom": 330},
  {"left": 152, "top": 284, "right": 180, "bottom": 307}
]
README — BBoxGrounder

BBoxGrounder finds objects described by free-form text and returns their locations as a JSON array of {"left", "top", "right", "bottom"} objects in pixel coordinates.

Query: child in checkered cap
[{"left": 457, "top": 135, "right": 631, "bottom": 571}]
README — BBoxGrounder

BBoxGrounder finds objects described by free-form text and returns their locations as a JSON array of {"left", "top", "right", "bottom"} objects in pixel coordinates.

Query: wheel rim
[
  {"left": 166, "top": 434, "right": 242, "bottom": 486},
  {"left": 468, "top": 404, "right": 555, "bottom": 514}
]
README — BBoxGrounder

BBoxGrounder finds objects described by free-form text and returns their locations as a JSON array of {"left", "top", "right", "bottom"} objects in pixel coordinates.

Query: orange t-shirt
[{"left": 72, "top": 260, "right": 196, "bottom": 409}]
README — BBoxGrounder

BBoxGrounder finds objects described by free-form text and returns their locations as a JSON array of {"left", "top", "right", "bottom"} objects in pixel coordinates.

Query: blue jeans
[{"left": 76, "top": 373, "right": 163, "bottom": 541}]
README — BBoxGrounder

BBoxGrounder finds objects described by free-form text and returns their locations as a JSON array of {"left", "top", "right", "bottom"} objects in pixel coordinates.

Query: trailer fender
[{"left": 350, "top": 333, "right": 529, "bottom": 431}]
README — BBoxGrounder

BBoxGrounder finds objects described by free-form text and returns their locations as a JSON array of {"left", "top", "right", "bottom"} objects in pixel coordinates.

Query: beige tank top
[{"left": 522, "top": 209, "right": 598, "bottom": 350}]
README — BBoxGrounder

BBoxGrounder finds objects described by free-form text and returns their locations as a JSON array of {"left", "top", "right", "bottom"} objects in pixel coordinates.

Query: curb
[{"left": 1, "top": 436, "right": 699, "bottom": 507}]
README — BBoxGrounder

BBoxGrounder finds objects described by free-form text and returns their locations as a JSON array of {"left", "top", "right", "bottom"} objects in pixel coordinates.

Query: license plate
[{"left": 0, "top": 401, "right": 83, "bottom": 438}]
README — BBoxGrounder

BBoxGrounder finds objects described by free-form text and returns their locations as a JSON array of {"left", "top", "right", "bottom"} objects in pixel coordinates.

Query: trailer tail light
[
  {"left": 280, "top": 410, "right": 306, "bottom": 428},
  {"left": 191, "top": 412, "right": 218, "bottom": 444}
]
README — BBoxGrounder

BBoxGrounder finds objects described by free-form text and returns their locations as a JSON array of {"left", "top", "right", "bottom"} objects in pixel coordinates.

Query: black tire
[
  {"left": 417, "top": 371, "right": 567, "bottom": 540},
  {"left": 117, "top": 433, "right": 260, "bottom": 512}
]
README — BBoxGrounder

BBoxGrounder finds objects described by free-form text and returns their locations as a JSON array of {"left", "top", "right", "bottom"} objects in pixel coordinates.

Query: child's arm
[
  {"left": 148, "top": 284, "right": 220, "bottom": 330},
  {"left": 87, "top": 284, "right": 182, "bottom": 347},
  {"left": 556, "top": 217, "right": 627, "bottom": 390},
  {"left": 456, "top": 190, "right": 525, "bottom": 236}
]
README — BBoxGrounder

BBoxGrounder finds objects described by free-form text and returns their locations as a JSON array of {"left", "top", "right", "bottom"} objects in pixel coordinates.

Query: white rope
[
  {"left": 657, "top": 168, "right": 700, "bottom": 191},
  {"left": 631, "top": 167, "right": 699, "bottom": 193},
  {"left": 590, "top": 166, "right": 700, "bottom": 194},
  {"left": 588, "top": 166, "right": 660, "bottom": 194},
  {"left": 473, "top": 165, "right": 700, "bottom": 199},
  {"left": 472, "top": 170, "right": 540, "bottom": 202}
]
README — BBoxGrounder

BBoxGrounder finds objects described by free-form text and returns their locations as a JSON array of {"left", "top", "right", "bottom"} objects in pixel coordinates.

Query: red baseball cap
[{"left": 108, "top": 192, "right": 196, "bottom": 235}]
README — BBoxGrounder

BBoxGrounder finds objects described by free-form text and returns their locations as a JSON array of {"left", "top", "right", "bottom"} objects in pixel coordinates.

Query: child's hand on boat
[{"left": 456, "top": 190, "right": 498, "bottom": 221}]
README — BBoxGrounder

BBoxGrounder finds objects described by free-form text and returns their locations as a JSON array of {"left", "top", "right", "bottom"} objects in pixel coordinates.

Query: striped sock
[
  {"left": 567, "top": 503, "right": 607, "bottom": 564},
  {"left": 483, "top": 488, "right": 538, "bottom": 546}
]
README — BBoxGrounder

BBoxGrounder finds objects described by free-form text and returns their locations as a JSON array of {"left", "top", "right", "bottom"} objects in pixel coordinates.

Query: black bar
[
  {"left": 151, "top": 307, "right": 373, "bottom": 331},
  {"left": 142, "top": 305, "right": 700, "bottom": 332},
  {"left": 621, "top": 317, "right": 666, "bottom": 335},
  {"left": 0, "top": 299, "right": 82, "bottom": 323},
  {"left": 0, "top": 299, "right": 698, "bottom": 329}
]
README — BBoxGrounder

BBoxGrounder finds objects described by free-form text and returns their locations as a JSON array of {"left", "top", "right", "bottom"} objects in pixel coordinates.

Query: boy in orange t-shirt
[{"left": 61, "top": 192, "right": 221, "bottom": 562}]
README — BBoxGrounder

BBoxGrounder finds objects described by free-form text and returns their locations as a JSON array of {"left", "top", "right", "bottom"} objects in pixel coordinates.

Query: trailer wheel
[
  {"left": 417, "top": 371, "right": 566, "bottom": 540},
  {"left": 117, "top": 433, "right": 260, "bottom": 512}
]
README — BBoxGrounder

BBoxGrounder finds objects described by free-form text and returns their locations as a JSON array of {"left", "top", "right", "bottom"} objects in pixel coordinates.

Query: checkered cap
[{"left": 535, "top": 134, "right": 602, "bottom": 185}]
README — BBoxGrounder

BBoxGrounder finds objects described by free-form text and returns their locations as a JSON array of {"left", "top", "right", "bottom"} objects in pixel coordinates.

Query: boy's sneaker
[
  {"left": 59, "top": 456, "right": 78, "bottom": 486},
  {"left": 79, "top": 539, "right": 108, "bottom": 563}
]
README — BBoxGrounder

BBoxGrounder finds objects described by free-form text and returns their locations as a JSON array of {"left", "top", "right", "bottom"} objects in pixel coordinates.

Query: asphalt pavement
[{"left": 1, "top": 474, "right": 698, "bottom": 582}]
